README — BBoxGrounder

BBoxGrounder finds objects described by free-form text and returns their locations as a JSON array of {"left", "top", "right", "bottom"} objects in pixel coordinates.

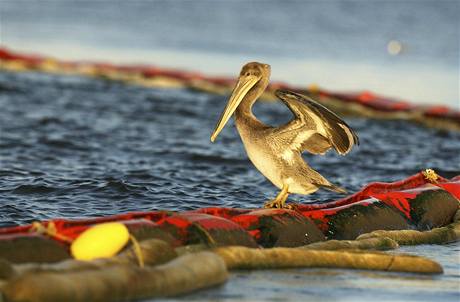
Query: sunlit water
[
  {"left": 1, "top": 0, "right": 459, "bottom": 108},
  {"left": 0, "top": 70, "right": 459, "bottom": 301}
]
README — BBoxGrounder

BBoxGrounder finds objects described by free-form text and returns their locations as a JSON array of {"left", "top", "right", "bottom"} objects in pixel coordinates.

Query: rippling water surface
[
  {"left": 0, "top": 71, "right": 459, "bottom": 301},
  {"left": 0, "top": 70, "right": 459, "bottom": 225}
]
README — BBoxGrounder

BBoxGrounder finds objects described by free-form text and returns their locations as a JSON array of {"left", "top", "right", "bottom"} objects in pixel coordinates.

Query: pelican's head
[{"left": 210, "top": 62, "right": 270, "bottom": 142}]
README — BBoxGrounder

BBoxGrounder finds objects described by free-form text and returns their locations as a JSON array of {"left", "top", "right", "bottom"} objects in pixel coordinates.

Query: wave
[{"left": 12, "top": 184, "right": 58, "bottom": 195}]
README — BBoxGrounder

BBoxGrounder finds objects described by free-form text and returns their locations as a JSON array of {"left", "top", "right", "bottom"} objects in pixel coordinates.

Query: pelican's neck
[{"left": 235, "top": 78, "right": 269, "bottom": 126}]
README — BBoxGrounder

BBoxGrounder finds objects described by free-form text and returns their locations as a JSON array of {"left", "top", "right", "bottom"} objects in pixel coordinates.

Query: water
[
  {"left": 0, "top": 68, "right": 459, "bottom": 301},
  {"left": 0, "top": 70, "right": 459, "bottom": 226},
  {"left": 1, "top": 0, "right": 459, "bottom": 108}
]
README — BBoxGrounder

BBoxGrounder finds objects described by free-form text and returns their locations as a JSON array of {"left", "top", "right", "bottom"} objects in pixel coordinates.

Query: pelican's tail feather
[{"left": 316, "top": 183, "right": 347, "bottom": 194}]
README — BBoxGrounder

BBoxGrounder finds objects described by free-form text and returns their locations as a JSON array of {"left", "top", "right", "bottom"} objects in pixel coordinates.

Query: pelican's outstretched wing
[{"left": 274, "top": 89, "right": 359, "bottom": 155}]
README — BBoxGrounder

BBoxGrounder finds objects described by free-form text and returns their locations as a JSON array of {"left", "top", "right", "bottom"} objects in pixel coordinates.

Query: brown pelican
[{"left": 210, "top": 62, "right": 359, "bottom": 208}]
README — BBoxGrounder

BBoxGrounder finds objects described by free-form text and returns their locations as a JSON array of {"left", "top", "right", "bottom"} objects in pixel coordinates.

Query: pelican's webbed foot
[
  {"left": 264, "top": 199, "right": 282, "bottom": 209},
  {"left": 264, "top": 185, "right": 289, "bottom": 209}
]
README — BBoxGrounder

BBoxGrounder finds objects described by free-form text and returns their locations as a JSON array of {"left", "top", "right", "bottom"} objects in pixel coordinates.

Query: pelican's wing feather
[{"left": 274, "top": 89, "right": 359, "bottom": 155}]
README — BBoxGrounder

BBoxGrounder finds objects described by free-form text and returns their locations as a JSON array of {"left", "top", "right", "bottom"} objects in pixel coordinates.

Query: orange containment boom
[
  {"left": 0, "top": 47, "right": 459, "bottom": 132},
  {"left": 0, "top": 169, "right": 458, "bottom": 264},
  {"left": 0, "top": 170, "right": 459, "bottom": 301}
]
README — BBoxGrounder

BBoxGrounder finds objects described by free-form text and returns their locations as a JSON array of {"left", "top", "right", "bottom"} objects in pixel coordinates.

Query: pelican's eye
[{"left": 245, "top": 72, "right": 250, "bottom": 76}]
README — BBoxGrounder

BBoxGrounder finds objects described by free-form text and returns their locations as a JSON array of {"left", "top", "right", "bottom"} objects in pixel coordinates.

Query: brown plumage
[{"left": 211, "top": 62, "right": 359, "bottom": 208}]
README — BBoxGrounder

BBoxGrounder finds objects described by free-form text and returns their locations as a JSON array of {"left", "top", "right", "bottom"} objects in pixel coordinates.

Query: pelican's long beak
[{"left": 210, "top": 74, "right": 260, "bottom": 142}]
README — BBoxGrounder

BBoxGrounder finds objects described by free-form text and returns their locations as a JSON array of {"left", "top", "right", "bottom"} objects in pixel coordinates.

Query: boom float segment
[
  {"left": 1, "top": 47, "right": 459, "bottom": 132},
  {"left": 0, "top": 171, "right": 458, "bottom": 300}
]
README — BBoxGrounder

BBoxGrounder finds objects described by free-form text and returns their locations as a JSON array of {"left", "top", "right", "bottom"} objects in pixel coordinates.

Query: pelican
[{"left": 210, "top": 62, "right": 359, "bottom": 208}]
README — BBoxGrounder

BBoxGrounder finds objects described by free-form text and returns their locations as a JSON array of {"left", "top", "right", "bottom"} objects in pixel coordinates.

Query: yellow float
[{"left": 71, "top": 222, "right": 130, "bottom": 261}]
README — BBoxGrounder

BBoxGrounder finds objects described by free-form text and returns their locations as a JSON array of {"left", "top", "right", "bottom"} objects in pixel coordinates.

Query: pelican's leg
[{"left": 264, "top": 184, "right": 289, "bottom": 209}]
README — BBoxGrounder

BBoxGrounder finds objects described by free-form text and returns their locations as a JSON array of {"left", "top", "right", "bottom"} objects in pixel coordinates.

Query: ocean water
[
  {"left": 0, "top": 69, "right": 459, "bottom": 301},
  {"left": 0, "top": 0, "right": 459, "bottom": 108},
  {"left": 0, "top": 70, "right": 459, "bottom": 225}
]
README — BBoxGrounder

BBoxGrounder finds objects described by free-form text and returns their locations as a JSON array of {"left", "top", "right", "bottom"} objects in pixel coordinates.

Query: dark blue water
[
  {"left": 0, "top": 69, "right": 459, "bottom": 301},
  {"left": 0, "top": 70, "right": 459, "bottom": 226}
]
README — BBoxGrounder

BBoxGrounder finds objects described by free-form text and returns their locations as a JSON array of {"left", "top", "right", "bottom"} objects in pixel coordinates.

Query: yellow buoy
[{"left": 71, "top": 222, "right": 130, "bottom": 261}]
